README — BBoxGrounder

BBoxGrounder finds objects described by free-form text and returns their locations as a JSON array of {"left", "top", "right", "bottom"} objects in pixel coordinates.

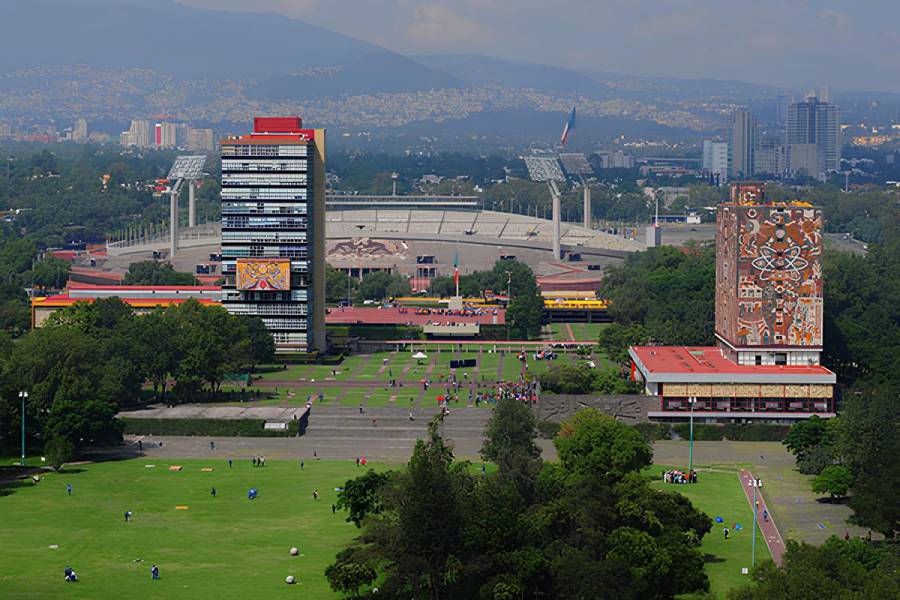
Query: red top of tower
[{"left": 253, "top": 117, "right": 304, "bottom": 134}]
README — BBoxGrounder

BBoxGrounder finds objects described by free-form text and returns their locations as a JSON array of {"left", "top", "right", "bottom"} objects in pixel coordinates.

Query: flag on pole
[
  {"left": 560, "top": 106, "right": 576, "bottom": 146},
  {"left": 453, "top": 251, "right": 459, "bottom": 296}
]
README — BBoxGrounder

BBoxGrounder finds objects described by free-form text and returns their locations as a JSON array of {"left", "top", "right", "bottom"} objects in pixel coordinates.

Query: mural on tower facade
[{"left": 716, "top": 203, "right": 823, "bottom": 348}]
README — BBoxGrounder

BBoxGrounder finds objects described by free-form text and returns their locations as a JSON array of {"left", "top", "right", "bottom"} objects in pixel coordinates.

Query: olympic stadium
[{"left": 96, "top": 193, "right": 696, "bottom": 290}]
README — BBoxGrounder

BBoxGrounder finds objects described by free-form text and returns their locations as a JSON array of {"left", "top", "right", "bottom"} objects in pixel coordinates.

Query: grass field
[
  {"left": 649, "top": 466, "right": 762, "bottom": 598},
  {"left": 0, "top": 458, "right": 376, "bottom": 599},
  {"left": 0, "top": 457, "right": 757, "bottom": 599}
]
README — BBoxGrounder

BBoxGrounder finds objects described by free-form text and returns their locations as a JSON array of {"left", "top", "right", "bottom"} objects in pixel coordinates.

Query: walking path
[{"left": 739, "top": 468, "right": 786, "bottom": 566}]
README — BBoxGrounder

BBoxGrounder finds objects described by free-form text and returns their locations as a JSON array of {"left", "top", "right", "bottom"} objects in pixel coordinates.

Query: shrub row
[
  {"left": 348, "top": 325, "right": 424, "bottom": 341},
  {"left": 670, "top": 423, "right": 790, "bottom": 442},
  {"left": 120, "top": 418, "right": 300, "bottom": 437}
]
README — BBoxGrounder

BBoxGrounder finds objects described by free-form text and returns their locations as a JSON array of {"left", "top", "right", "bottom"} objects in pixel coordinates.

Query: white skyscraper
[{"left": 702, "top": 140, "right": 729, "bottom": 183}]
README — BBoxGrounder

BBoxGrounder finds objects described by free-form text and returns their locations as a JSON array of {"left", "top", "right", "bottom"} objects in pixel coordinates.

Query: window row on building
[
  {"left": 222, "top": 144, "right": 308, "bottom": 157},
  {"left": 222, "top": 190, "right": 309, "bottom": 202},
  {"left": 222, "top": 231, "right": 307, "bottom": 244},
  {"left": 222, "top": 173, "right": 308, "bottom": 186},
  {"left": 222, "top": 216, "right": 307, "bottom": 229},
  {"left": 222, "top": 159, "right": 309, "bottom": 172}
]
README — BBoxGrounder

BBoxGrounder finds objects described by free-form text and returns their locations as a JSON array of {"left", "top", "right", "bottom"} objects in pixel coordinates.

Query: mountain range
[{"left": 8, "top": 0, "right": 886, "bottom": 141}]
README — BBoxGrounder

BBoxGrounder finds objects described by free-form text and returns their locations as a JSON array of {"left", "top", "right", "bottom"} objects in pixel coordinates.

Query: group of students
[
  {"left": 64, "top": 565, "right": 159, "bottom": 583},
  {"left": 663, "top": 469, "right": 698, "bottom": 484}
]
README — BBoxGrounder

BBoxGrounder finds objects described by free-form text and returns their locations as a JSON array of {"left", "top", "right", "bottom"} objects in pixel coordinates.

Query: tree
[
  {"left": 326, "top": 265, "right": 357, "bottom": 304},
  {"left": 355, "top": 271, "right": 411, "bottom": 302},
  {"left": 812, "top": 466, "right": 853, "bottom": 499},
  {"left": 30, "top": 257, "right": 71, "bottom": 292},
  {"left": 783, "top": 415, "right": 830, "bottom": 458},
  {"left": 241, "top": 316, "right": 275, "bottom": 370},
  {"left": 554, "top": 409, "right": 653, "bottom": 480},
  {"left": 43, "top": 435, "right": 76, "bottom": 471},
  {"left": 325, "top": 547, "right": 377, "bottom": 599},
  {"left": 728, "top": 537, "right": 900, "bottom": 600},
  {"left": 597, "top": 323, "right": 650, "bottom": 366},
  {"left": 506, "top": 289, "right": 544, "bottom": 339},
  {"left": 481, "top": 397, "right": 542, "bottom": 497},
  {"left": 837, "top": 387, "right": 900, "bottom": 537},
  {"left": 796, "top": 443, "right": 835, "bottom": 476},
  {"left": 599, "top": 245, "right": 715, "bottom": 346},
  {"left": 123, "top": 260, "right": 198, "bottom": 286},
  {"left": 336, "top": 469, "right": 392, "bottom": 527},
  {"left": 539, "top": 363, "right": 598, "bottom": 394}
]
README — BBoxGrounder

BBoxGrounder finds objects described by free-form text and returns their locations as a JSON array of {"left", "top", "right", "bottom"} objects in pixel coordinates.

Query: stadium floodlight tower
[
  {"left": 547, "top": 178, "right": 562, "bottom": 260},
  {"left": 165, "top": 155, "right": 207, "bottom": 257}
]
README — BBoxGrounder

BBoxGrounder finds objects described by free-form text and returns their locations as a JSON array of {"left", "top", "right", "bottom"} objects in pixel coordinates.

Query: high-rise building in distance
[
  {"left": 776, "top": 94, "right": 792, "bottom": 127},
  {"left": 730, "top": 109, "right": 756, "bottom": 180},
  {"left": 754, "top": 133, "right": 786, "bottom": 177},
  {"left": 155, "top": 122, "right": 177, "bottom": 148},
  {"left": 702, "top": 140, "right": 728, "bottom": 183},
  {"left": 786, "top": 96, "right": 841, "bottom": 180},
  {"left": 219, "top": 116, "right": 326, "bottom": 353},
  {"left": 72, "top": 118, "right": 88, "bottom": 143},
  {"left": 120, "top": 119, "right": 151, "bottom": 148},
  {"left": 186, "top": 127, "right": 216, "bottom": 152}
]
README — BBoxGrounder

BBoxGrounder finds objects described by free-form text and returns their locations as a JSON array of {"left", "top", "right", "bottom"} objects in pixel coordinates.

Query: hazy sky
[{"left": 180, "top": 0, "right": 900, "bottom": 92}]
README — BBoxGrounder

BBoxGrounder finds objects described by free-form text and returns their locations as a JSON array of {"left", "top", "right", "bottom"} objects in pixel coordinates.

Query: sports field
[
  {"left": 649, "top": 466, "right": 763, "bottom": 597},
  {"left": 1, "top": 457, "right": 758, "bottom": 599},
  {"left": 0, "top": 458, "right": 371, "bottom": 599}
]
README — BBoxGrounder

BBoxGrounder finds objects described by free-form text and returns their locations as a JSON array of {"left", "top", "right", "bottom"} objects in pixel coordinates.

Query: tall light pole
[
  {"left": 688, "top": 396, "right": 697, "bottom": 474},
  {"left": 18, "top": 390, "right": 28, "bottom": 465},
  {"left": 751, "top": 478, "right": 763, "bottom": 566}
]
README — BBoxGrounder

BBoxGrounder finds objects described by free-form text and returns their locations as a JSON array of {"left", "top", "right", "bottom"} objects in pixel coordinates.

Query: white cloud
[{"left": 402, "top": 4, "right": 496, "bottom": 48}]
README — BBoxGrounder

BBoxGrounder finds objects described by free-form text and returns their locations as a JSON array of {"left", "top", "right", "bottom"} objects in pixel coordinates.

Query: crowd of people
[{"left": 663, "top": 469, "right": 698, "bottom": 484}]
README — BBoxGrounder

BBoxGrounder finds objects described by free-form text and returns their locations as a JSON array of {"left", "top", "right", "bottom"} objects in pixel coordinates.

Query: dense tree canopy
[
  {"left": 0, "top": 298, "right": 273, "bottom": 455},
  {"left": 355, "top": 271, "right": 411, "bottom": 302},
  {"left": 122, "top": 260, "right": 199, "bottom": 286},
  {"left": 331, "top": 408, "right": 711, "bottom": 599},
  {"left": 599, "top": 245, "right": 715, "bottom": 351},
  {"left": 729, "top": 537, "right": 899, "bottom": 600},
  {"left": 429, "top": 259, "right": 544, "bottom": 339}
]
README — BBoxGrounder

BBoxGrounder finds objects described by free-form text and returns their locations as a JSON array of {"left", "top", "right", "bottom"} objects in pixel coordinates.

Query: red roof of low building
[
  {"left": 67, "top": 283, "right": 222, "bottom": 292},
  {"left": 629, "top": 345, "right": 835, "bottom": 384},
  {"left": 326, "top": 306, "right": 504, "bottom": 326}
]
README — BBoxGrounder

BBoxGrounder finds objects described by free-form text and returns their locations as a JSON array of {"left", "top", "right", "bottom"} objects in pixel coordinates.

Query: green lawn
[
  {"left": 0, "top": 458, "right": 376, "bottom": 599},
  {"left": 649, "top": 466, "right": 764, "bottom": 598},
  {"left": 0, "top": 457, "right": 760, "bottom": 599}
]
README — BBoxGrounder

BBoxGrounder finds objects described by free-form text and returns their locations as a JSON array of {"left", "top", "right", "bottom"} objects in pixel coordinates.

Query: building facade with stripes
[{"left": 220, "top": 117, "right": 326, "bottom": 353}]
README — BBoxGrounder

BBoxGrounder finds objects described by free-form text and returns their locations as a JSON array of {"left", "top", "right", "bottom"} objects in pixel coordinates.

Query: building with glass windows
[{"left": 219, "top": 117, "right": 326, "bottom": 353}]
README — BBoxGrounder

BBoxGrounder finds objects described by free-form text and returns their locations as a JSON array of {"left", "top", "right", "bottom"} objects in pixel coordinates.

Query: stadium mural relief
[
  {"left": 327, "top": 238, "right": 409, "bottom": 261},
  {"left": 716, "top": 205, "right": 823, "bottom": 348}
]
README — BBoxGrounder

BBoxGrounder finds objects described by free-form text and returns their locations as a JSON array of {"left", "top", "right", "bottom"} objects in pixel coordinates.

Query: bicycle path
[{"left": 739, "top": 468, "right": 786, "bottom": 566}]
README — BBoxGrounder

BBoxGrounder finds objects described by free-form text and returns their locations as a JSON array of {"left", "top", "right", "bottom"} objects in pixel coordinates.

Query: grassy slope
[{"left": 649, "top": 466, "right": 764, "bottom": 598}]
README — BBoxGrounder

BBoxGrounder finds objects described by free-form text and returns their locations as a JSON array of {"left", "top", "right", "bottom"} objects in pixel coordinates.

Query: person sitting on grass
[{"left": 64, "top": 567, "right": 78, "bottom": 582}]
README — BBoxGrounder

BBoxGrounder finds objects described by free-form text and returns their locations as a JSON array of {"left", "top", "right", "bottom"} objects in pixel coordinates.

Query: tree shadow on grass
[
  {"left": 0, "top": 478, "right": 35, "bottom": 497},
  {"left": 815, "top": 496, "right": 850, "bottom": 505},
  {"left": 703, "top": 554, "right": 726, "bottom": 564}
]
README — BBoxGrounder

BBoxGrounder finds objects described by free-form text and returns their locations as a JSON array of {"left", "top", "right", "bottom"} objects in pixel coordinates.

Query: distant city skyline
[{"left": 179, "top": 0, "right": 900, "bottom": 92}]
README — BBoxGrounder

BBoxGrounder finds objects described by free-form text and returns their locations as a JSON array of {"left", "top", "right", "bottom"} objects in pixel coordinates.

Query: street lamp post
[
  {"left": 751, "top": 478, "right": 763, "bottom": 566},
  {"left": 688, "top": 396, "right": 697, "bottom": 475},
  {"left": 18, "top": 390, "right": 28, "bottom": 465}
]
